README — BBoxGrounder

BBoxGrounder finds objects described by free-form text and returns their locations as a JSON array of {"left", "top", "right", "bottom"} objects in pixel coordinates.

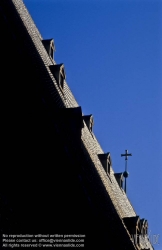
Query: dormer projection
[
  {"left": 42, "top": 39, "right": 55, "bottom": 59},
  {"left": 98, "top": 152, "right": 112, "bottom": 176},
  {"left": 114, "top": 173, "right": 124, "bottom": 189},
  {"left": 49, "top": 64, "right": 66, "bottom": 93},
  {"left": 83, "top": 115, "right": 94, "bottom": 132}
]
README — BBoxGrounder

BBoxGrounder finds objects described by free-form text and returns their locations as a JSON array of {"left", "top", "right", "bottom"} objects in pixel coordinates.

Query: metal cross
[{"left": 121, "top": 149, "right": 132, "bottom": 193}]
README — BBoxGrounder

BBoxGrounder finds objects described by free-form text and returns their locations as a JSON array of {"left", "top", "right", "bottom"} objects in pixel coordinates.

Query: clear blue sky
[{"left": 24, "top": 0, "right": 162, "bottom": 248}]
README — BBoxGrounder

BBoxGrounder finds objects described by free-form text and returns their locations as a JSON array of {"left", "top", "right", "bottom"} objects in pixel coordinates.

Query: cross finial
[
  {"left": 121, "top": 149, "right": 132, "bottom": 161},
  {"left": 121, "top": 149, "right": 132, "bottom": 193}
]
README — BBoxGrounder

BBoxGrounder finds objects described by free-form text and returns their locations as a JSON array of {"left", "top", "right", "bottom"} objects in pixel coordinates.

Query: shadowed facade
[{"left": 0, "top": 1, "right": 153, "bottom": 249}]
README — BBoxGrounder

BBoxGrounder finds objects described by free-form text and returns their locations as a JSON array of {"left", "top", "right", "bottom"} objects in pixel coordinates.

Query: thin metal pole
[
  {"left": 125, "top": 160, "right": 127, "bottom": 192},
  {"left": 121, "top": 150, "right": 132, "bottom": 194}
]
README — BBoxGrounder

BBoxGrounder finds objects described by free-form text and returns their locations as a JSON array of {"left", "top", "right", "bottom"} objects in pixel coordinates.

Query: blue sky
[{"left": 24, "top": 0, "right": 162, "bottom": 248}]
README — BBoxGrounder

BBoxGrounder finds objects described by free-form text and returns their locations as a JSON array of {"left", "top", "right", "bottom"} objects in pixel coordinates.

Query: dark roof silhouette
[{"left": 0, "top": 0, "right": 153, "bottom": 249}]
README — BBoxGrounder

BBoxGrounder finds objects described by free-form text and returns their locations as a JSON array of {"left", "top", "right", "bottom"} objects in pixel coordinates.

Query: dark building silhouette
[{"left": 0, "top": 0, "right": 153, "bottom": 249}]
